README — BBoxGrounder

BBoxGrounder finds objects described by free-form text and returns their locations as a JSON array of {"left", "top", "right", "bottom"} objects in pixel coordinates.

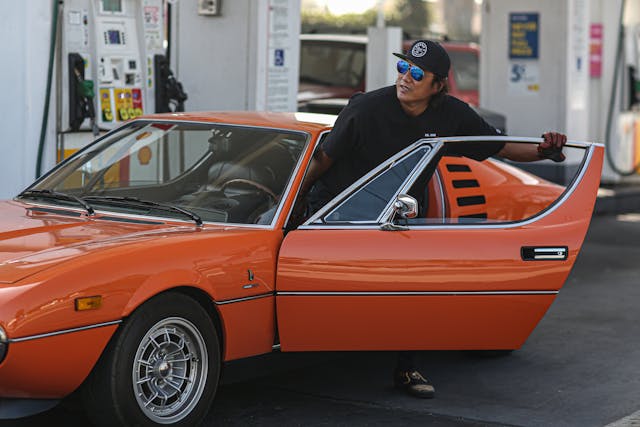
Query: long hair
[{"left": 429, "top": 76, "right": 449, "bottom": 109}]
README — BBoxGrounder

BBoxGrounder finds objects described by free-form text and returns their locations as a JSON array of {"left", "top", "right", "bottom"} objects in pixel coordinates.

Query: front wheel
[{"left": 82, "top": 292, "right": 220, "bottom": 427}]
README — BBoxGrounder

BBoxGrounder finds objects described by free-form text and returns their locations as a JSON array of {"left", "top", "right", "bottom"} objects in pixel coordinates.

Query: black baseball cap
[{"left": 393, "top": 40, "right": 451, "bottom": 78}]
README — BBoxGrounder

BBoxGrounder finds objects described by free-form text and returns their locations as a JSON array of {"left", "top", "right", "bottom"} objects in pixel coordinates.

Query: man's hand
[{"left": 538, "top": 132, "right": 567, "bottom": 162}]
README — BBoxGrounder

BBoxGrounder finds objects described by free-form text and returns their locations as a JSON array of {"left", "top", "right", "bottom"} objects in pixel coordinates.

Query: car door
[{"left": 275, "top": 137, "right": 604, "bottom": 352}]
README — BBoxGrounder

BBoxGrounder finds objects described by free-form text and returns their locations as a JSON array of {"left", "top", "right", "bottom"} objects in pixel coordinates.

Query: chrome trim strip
[
  {"left": 7, "top": 320, "right": 122, "bottom": 343},
  {"left": 429, "top": 135, "right": 602, "bottom": 149},
  {"left": 214, "top": 293, "right": 274, "bottom": 306},
  {"left": 534, "top": 254, "right": 567, "bottom": 260},
  {"left": 298, "top": 224, "right": 386, "bottom": 230},
  {"left": 299, "top": 142, "right": 596, "bottom": 231},
  {"left": 535, "top": 247, "right": 567, "bottom": 253},
  {"left": 277, "top": 291, "right": 559, "bottom": 296},
  {"left": 272, "top": 344, "right": 281, "bottom": 351}
]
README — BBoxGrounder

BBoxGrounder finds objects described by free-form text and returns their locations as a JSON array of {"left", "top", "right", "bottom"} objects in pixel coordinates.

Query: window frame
[
  {"left": 319, "top": 145, "right": 435, "bottom": 225},
  {"left": 21, "top": 120, "right": 313, "bottom": 229},
  {"left": 301, "top": 136, "right": 598, "bottom": 231},
  {"left": 306, "top": 140, "right": 439, "bottom": 225}
]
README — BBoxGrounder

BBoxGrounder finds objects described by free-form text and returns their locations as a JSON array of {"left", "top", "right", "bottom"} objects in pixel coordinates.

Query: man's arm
[
  {"left": 497, "top": 132, "right": 567, "bottom": 162},
  {"left": 300, "top": 148, "right": 334, "bottom": 194}
]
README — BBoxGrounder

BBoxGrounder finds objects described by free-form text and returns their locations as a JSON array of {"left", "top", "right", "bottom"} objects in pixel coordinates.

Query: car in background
[
  {"left": 0, "top": 111, "right": 602, "bottom": 425},
  {"left": 298, "top": 34, "right": 506, "bottom": 132},
  {"left": 298, "top": 34, "right": 369, "bottom": 107}
]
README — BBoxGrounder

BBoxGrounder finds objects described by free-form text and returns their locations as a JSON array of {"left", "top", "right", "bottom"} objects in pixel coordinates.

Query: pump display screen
[
  {"left": 102, "top": 0, "right": 122, "bottom": 12},
  {"left": 106, "top": 30, "right": 122, "bottom": 45}
]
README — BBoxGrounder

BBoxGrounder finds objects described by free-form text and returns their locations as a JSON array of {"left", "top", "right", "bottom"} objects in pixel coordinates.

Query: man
[{"left": 299, "top": 40, "right": 567, "bottom": 398}]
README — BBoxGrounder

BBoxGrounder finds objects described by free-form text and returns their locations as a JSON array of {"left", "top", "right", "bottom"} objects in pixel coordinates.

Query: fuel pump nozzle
[{"left": 69, "top": 53, "right": 99, "bottom": 135}]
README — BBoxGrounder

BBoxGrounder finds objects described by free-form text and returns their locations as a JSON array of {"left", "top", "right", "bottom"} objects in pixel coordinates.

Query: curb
[{"left": 594, "top": 186, "right": 640, "bottom": 216}]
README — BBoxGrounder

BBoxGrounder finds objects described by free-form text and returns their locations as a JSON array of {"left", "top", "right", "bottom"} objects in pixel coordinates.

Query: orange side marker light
[{"left": 75, "top": 296, "right": 103, "bottom": 311}]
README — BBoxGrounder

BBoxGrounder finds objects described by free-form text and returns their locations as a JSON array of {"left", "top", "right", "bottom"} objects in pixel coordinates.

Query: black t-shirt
[{"left": 317, "top": 85, "right": 502, "bottom": 198}]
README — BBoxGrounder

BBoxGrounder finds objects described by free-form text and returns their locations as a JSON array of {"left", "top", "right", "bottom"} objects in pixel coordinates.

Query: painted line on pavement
[{"left": 605, "top": 410, "right": 640, "bottom": 427}]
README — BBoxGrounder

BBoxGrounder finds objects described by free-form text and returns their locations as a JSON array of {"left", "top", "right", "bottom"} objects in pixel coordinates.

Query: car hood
[{"left": 0, "top": 200, "right": 206, "bottom": 284}]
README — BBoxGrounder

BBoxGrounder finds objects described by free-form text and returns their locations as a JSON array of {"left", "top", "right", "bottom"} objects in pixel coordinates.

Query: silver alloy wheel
[{"left": 132, "top": 317, "right": 209, "bottom": 424}]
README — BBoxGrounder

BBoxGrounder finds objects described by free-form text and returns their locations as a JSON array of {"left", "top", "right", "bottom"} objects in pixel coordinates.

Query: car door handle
[{"left": 521, "top": 246, "right": 568, "bottom": 261}]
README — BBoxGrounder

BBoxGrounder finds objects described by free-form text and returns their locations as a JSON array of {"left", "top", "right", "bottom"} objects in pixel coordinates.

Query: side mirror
[{"left": 393, "top": 194, "right": 418, "bottom": 219}]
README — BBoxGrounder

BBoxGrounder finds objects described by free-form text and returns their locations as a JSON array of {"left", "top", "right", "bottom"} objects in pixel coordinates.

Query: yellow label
[
  {"left": 100, "top": 88, "right": 113, "bottom": 122},
  {"left": 114, "top": 88, "right": 133, "bottom": 121}
]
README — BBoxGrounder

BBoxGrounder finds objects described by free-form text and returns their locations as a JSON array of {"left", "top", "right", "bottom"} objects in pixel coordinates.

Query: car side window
[{"left": 322, "top": 147, "right": 430, "bottom": 223}]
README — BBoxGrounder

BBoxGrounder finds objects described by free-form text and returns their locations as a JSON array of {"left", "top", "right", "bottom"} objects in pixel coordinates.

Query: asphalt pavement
[
  {"left": 2, "top": 210, "right": 640, "bottom": 427},
  {"left": 594, "top": 183, "right": 640, "bottom": 215},
  {"left": 210, "top": 211, "right": 640, "bottom": 427}
]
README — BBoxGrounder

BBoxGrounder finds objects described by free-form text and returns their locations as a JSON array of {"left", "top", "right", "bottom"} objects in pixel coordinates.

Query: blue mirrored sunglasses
[{"left": 396, "top": 60, "right": 425, "bottom": 81}]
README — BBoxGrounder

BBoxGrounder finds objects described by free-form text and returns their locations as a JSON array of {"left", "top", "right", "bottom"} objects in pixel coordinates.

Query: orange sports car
[{"left": 0, "top": 112, "right": 603, "bottom": 426}]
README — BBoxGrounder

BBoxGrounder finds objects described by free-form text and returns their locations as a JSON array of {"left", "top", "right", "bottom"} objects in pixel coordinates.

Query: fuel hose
[{"left": 36, "top": 0, "right": 60, "bottom": 178}]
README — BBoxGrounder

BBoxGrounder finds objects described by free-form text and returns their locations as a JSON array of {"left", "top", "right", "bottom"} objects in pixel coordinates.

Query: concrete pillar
[
  {"left": 0, "top": 2, "right": 56, "bottom": 198},
  {"left": 366, "top": 27, "right": 403, "bottom": 91}
]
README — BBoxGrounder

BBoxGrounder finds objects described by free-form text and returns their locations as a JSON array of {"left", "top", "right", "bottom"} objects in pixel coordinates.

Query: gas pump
[
  {"left": 624, "top": 24, "right": 640, "bottom": 109},
  {"left": 605, "top": 21, "right": 640, "bottom": 180},
  {"left": 154, "top": 53, "right": 187, "bottom": 113},
  {"left": 59, "top": 0, "right": 182, "bottom": 160}
]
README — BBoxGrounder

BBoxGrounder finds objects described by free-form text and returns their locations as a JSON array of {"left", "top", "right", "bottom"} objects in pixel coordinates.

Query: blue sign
[
  {"left": 509, "top": 13, "right": 539, "bottom": 59},
  {"left": 274, "top": 49, "right": 285, "bottom": 66}
]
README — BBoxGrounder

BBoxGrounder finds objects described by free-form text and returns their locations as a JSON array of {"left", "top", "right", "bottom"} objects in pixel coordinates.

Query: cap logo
[{"left": 411, "top": 42, "right": 428, "bottom": 57}]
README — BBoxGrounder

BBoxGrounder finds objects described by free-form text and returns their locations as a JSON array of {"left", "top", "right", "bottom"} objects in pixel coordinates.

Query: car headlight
[{"left": 0, "top": 325, "right": 7, "bottom": 364}]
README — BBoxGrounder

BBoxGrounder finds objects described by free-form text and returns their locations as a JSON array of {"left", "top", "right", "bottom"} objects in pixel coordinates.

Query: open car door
[{"left": 276, "top": 137, "right": 604, "bottom": 352}]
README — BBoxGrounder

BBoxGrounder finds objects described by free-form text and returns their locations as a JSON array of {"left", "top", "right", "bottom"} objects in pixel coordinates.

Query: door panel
[
  {"left": 276, "top": 294, "right": 555, "bottom": 350},
  {"left": 276, "top": 144, "right": 603, "bottom": 352}
]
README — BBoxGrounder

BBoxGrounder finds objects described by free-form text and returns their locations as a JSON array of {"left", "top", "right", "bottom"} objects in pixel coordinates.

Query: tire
[{"left": 82, "top": 292, "right": 220, "bottom": 427}]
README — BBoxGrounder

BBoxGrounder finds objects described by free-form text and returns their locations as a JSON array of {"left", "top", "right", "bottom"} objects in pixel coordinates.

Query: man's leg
[{"left": 394, "top": 351, "right": 435, "bottom": 398}]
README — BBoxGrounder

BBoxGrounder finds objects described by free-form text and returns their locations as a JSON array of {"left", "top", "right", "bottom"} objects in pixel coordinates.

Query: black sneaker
[{"left": 394, "top": 369, "right": 435, "bottom": 398}]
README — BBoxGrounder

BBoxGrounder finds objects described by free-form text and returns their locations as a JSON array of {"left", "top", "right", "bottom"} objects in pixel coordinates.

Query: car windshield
[
  {"left": 448, "top": 49, "right": 479, "bottom": 92},
  {"left": 300, "top": 42, "right": 365, "bottom": 87},
  {"left": 28, "top": 121, "right": 308, "bottom": 225}
]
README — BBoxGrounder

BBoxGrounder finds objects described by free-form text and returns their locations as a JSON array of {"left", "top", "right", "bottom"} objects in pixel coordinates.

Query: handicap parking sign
[{"left": 274, "top": 49, "right": 284, "bottom": 66}]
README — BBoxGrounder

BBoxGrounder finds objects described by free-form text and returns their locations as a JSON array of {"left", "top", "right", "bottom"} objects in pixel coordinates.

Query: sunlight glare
[{"left": 324, "top": 0, "right": 378, "bottom": 15}]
